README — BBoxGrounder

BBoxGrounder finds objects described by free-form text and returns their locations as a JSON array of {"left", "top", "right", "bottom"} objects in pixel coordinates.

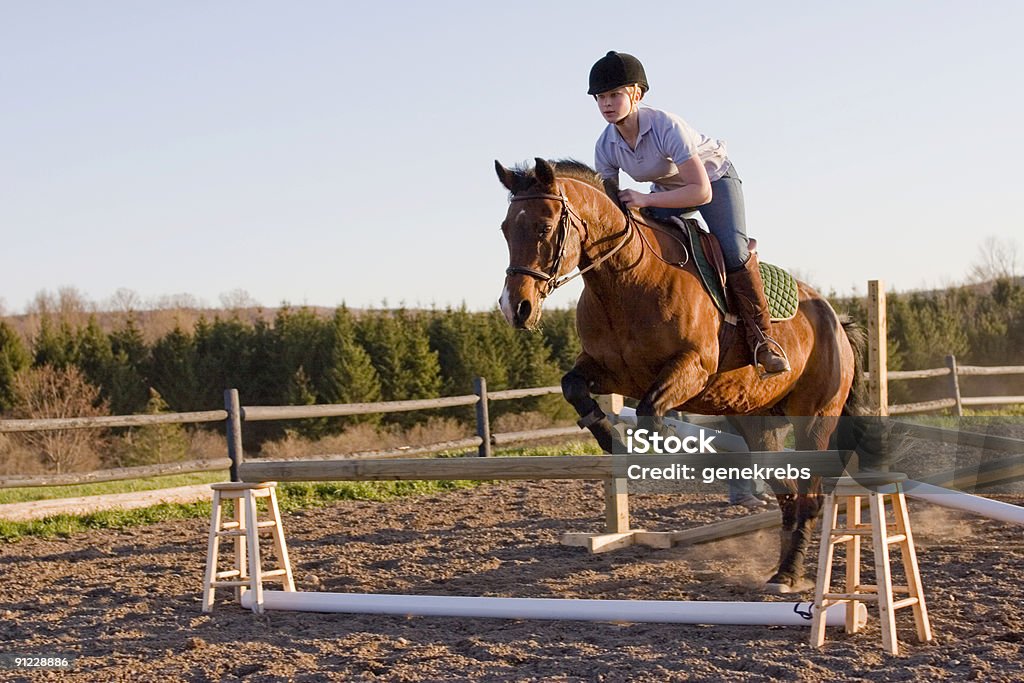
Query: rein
[
  {"left": 505, "top": 186, "right": 691, "bottom": 296},
  {"left": 505, "top": 191, "right": 632, "bottom": 296}
]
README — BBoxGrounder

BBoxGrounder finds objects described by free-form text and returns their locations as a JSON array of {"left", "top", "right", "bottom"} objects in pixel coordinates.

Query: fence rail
[
  {"left": 865, "top": 280, "right": 1024, "bottom": 415},
  {"left": 0, "top": 382, "right": 573, "bottom": 489},
  {"left": 0, "top": 458, "right": 231, "bottom": 489},
  {"left": 883, "top": 355, "right": 1024, "bottom": 415}
]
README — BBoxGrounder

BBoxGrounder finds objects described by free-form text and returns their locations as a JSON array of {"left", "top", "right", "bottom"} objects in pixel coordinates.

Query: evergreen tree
[
  {"left": 194, "top": 316, "right": 255, "bottom": 408},
  {"left": 33, "top": 316, "right": 76, "bottom": 368},
  {"left": 321, "top": 307, "right": 382, "bottom": 410},
  {"left": 148, "top": 326, "right": 201, "bottom": 411},
  {"left": 0, "top": 321, "right": 30, "bottom": 413},
  {"left": 74, "top": 316, "right": 114, "bottom": 402},
  {"left": 539, "top": 307, "right": 581, "bottom": 373},
  {"left": 486, "top": 310, "right": 566, "bottom": 419},
  {"left": 107, "top": 317, "right": 150, "bottom": 415},
  {"left": 357, "top": 309, "right": 442, "bottom": 407},
  {"left": 118, "top": 389, "right": 189, "bottom": 466},
  {"left": 428, "top": 307, "right": 508, "bottom": 397}
]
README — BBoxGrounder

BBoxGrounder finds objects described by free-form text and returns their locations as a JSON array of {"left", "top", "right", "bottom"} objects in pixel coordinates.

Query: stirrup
[{"left": 753, "top": 337, "right": 791, "bottom": 379}]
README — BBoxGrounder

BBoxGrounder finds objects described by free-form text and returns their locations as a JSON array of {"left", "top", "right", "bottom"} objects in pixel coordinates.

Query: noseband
[{"left": 505, "top": 190, "right": 631, "bottom": 296}]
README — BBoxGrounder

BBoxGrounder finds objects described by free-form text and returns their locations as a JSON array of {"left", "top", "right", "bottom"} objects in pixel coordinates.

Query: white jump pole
[
  {"left": 241, "top": 591, "right": 865, "bottom": 627},
  {"left": 906, "top": 481, "right": 1024, "bottom": 525}
]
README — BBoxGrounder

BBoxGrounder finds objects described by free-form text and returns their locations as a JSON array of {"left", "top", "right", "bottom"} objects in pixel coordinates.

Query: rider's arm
[{"left": 620, "top": 156, "right": 711, "bottom": 209}]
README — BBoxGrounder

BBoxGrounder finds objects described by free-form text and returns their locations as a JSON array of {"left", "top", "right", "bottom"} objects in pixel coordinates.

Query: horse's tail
[
  {"left": 835, "top": 313, "right": 891, "bottom": 470},
  {"left": 840, "top": 314, "right": 866, "bottom": 417}
]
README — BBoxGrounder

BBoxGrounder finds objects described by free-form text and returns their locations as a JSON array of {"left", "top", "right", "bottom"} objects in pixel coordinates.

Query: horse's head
[{"left": 495, "top": 158, "right": 584, "bottom": 330}]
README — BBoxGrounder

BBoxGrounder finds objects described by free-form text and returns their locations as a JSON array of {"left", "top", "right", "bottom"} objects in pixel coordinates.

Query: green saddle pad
[{"left": 678, "top": 218, "right": 799, "bottom": 322}]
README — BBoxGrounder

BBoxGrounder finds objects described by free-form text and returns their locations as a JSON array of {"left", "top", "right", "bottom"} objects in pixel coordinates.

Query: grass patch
[
  {"left": 0, "top": 471, "right": 229, "bottom": 505},
  {"left": 489, "top": 440, "right": 604, "bottom": 457}
]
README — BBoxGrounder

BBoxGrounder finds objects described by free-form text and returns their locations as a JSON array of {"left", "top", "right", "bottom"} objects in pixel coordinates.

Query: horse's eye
[{"left": 538, "top": 224, "right": 552, "bottom": 236}]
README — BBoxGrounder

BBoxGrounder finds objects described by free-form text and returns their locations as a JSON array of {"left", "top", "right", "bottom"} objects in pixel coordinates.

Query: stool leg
[
  {"left": 244, "top": 490, "right": 265, "bottom": 614},
  {"left": 892, "top": 489, "right": 932, "bottom": 643},
  {"left": 266, "top": 488, "right": 295, "bottom": 592},
  {"left": 869, "top": 492, "right": 899, "bottom": 655},
  {"left": 202, "top": 490, "right": 223, "bottom": 613},
  {"left": 234, "top": 494, "right": 248, "bottom": 602},
  {"left": 810, "top": 493, "right": 839, "bottom": 647},
  {"left": 845, "top": 495, "right": 862, "bottom": 634}
]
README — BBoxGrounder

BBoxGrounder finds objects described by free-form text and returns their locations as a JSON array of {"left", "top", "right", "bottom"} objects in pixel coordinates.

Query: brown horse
[{"left": 495, "top": 158, "right": 863, "bottom": 592}]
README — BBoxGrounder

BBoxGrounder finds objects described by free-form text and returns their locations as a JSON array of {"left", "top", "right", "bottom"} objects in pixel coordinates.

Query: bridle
[{"left": 504, "top": 190, "right": 632, "bottom": 297}]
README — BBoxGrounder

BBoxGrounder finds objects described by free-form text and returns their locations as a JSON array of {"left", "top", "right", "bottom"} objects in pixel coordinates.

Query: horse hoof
[
  {"left": 763, "top": 582, "right": 795, "bottom": 594},
  {"left": 764, "top": 578, "right": 815, "bottom": 594}
]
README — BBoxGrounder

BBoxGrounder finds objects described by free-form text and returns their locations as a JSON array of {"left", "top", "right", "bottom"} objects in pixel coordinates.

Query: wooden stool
[
  {"left": 810, "top": 473, "right": 932, "bottom": 654},
  {"left": 202, "top": 481, "right": 295, "bottom": 614}
]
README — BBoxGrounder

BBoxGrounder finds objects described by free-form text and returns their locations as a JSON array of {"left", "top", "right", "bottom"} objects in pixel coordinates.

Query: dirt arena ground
[{"left": 1, "top": 478, "right": 1022, "bottom": 682}]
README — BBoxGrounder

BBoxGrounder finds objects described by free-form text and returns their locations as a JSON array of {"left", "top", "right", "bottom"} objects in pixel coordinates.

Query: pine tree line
[
  {"left": 2, "top": 277, "right": 1021, "bottom": 435},
  {"left": 0, "top": 306, "right": 581, "bottom": 442}
]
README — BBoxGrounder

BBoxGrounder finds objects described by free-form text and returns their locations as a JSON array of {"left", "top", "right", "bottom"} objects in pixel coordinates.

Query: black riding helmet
[{"left": 587, "top": 51, "right": 649, "bottom": 96}]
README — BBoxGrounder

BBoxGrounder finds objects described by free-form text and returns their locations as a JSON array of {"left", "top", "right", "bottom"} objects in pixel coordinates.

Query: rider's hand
[{"left": 618, "top": 189, "right": 649, "bottom": 208}]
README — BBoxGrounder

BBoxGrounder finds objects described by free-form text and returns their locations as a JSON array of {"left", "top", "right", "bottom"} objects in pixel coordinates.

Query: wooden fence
[
  {"left": 866, "top": 279, "right": 1024, "bottom": 415},
  {"left": 0, "top": 381, "right": 577, "bottom": 489}
]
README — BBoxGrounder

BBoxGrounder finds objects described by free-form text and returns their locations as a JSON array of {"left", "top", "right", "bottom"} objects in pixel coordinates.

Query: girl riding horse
[{"left": 588, "top": 50, "right": 790, "bottom": 378}]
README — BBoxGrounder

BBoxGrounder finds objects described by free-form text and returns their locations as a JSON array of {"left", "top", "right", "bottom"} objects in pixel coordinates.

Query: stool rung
[
  {"left": 214, "top": 569, "right": 242, "bottom": 579},
  {"left": 853, "top": 584, "right": 910, "bottom": 593},
  {"left": 892, "top": 596, "right": 920, "bottom": 610},
  {"left": 823, "top": 592, "right": 878, "bottom": 602},
  {"left": 886, "top": 533, "right": 907, "bottom": 544},
  {"left": 261, "top": 569, "right": 289, "bottom": 578},
  {"left": 216, "top": 522, "right": 279, "bottom": 537}
]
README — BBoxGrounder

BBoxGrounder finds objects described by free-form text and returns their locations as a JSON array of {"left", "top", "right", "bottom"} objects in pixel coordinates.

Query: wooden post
[
  {"left": 867, "top": 280, "right": 888, "bottom": 416},
  {"left": 474, "top": 377, "right": 492, "bottom": 458},
  {"left": 596, "top": 394, "right": 629, "bottom": 533},
  {"left": 225, "top": 389, "right": 244, "bottom": 481},
  {"left": 596, "top": 393, "right": 624, "bottom": 419},
  {"left": 946, "top": 354, "right": 963, "bottom": 417}
]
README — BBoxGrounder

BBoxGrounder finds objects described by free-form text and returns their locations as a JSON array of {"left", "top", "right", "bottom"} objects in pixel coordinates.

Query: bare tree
[
  {"left": 219, "top": 288, "right": 261, "bottom": 312},
  {"left": 969, "top": 236, "right": 1020, "bottom": 283},
  {"left": 13, "top": 365, "right": 109, "bottom": 474},
  {"left": 106, "top": 288, "right": 142, "bottom": 314},
  {"left": 152, "top": 293, "right": 204, "bottom": 310}
]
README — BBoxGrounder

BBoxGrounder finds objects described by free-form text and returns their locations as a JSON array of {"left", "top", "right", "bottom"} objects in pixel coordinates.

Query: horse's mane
[{"left": 509, "top": 159, "right": 604, "bottom": 192}]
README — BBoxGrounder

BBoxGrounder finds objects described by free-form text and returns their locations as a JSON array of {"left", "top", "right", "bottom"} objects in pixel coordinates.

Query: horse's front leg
[
  {"left": 635, "top": 351, "right": 710, "bottom": 430},
  {"left": 562, "top": 353, "right": 622, "bottom": 454}
]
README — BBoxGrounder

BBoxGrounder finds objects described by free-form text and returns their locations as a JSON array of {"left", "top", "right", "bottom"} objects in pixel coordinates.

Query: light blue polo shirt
[{"left": 595, "top": 107, "right": 730, "bottom": 192}]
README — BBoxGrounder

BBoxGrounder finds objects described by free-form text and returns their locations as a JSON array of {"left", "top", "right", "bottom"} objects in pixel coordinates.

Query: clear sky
[{"left": 3, "top": 1, "right": 1022, "bottom": 314}]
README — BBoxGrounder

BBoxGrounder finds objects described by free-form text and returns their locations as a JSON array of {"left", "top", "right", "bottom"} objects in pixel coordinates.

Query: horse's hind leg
[
  {"left": 729, "top": 415, "right": 815, "bottom": 592},
  {"left": 562, "top": 355, "right": 621, "bottom": 454},
  {"left": 763, "top": 416, "right": 836, "bottom": 593}
]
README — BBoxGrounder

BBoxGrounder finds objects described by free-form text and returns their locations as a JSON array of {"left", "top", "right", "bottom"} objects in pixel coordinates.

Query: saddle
[{"left": 641, "top": 209, "right": 798, "bottom": 322}]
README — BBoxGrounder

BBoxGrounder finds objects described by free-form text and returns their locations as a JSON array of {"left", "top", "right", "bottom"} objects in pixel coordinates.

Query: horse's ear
[
  {"left": 534, "top": 157, "right": 556, "bottom": 190},
  {"left": 495, "top": 160, "right": 518, "bottom": 192}
]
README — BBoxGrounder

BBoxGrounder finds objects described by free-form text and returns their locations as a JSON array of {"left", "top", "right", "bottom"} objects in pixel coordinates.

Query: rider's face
[{"left": 595, "top": 87, "right": 637, "bottom": 124}]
